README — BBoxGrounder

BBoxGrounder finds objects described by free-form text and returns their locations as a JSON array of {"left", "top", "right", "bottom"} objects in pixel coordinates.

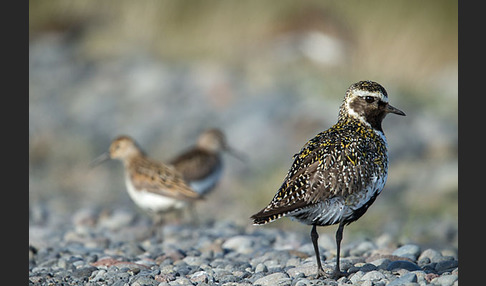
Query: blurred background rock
[{"left": 29, "top": 0, "right": 457, "bottom": 251}]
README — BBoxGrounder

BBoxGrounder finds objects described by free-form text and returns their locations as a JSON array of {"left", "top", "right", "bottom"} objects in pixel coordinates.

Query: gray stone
[
  {"left": 285, "top": 258, "right": 301, "bottom": 268},
  {"left": 57, "top": 257, "right": 74, "bottom": 270},
  {"left": 435, "top": 260, "right": 458, "bottom": 273},
  {"left": 392, "top": 244, "right": 421, "bottom": 261},
  {"left": 264, "top": 259, "right": 284, "bottom": 271},
  {"left": 169, "top": 277, "right": 193, "bottom": 285},
  {"left": 388, "top": 272, "right": 417, "bottom": 286},
  {"left": 222, "top": 235, "right": 255, "bottom": 254},
  {"left": 190, "top": 271, "right": 212, "bottom": 284},
  {"left": 174, "top": 263, "right": 192, "bottom": 276},
  {"left": 97, "top": 209, "right": 135, "bottom": 231},
  {"left": 111, "top": 281, "right": 130, "bottom": 286},
  {"left": 130, "top": 275, "right": 158, "bottom": 286},
  {"left": 253, "top": 272, "right": 290, "bottom": 286},
  {"left": 89, "top": 269, "right": 107, "bottom": 282},
  {"left": 286, "top": 264, "right": 316, "bottom": 278},
  {"left": 418, "top": 248, "right": 442, "bottom": 263},
  {"left": 219, "top": 274, "right": 239, "bottom": 283},
  {"left": 349, "top": 271, "right": 365, "bottom": 284},
  {"left": 387, "top": 260, "right": 422, "bottom": 272},
  {"left": 183, "top": 255, "right": 206, "bottom": 266},
  {"left": 293, "top": 278, "right": 313, "bottom": 286},
  {"left": 213, "top": 269, "right": 233, "bottom": 281},
  {"left": 417, "top": 257, "right": 430, "bottom": 267},
  {"left": 255, "top": 263, "right": 268, "bottom": 273},
  {"left": 431, "top": 274, "right": 458, "bottom": 286},
  {"left": 72, "top": 266, "right": 98, "bottom": 279},
  {"left": 360, "top": 263, "right": 378, "bottom": 272},
  {"left": 368, "top": 258, "right": 392, "bottom": 270},
  {"left": 120, "top": 242, "right": 145, "bottom": 256},
  {"left": 110, "top": 281, "right": 129, "bottom": 286},
  {"left": 361, "top": 270, "right": 386, "bottom": 281}
]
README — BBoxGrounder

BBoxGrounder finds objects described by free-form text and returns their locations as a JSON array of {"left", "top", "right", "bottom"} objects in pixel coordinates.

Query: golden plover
[{"left": 251, "top": 80, "right": 405, "bottom": 279}]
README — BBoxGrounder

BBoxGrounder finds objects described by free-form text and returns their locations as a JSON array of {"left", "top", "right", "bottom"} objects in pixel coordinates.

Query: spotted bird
[{"left": 251, "top": 80, "right": 405, "bottom": 279}]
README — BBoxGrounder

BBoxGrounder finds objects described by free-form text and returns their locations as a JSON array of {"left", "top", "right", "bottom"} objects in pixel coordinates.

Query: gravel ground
[
  {"left": 29, "top": 205, "right": 458, "bottom": 286},
  {"left": 29, "top": 5, "right": 458, "bottom": 285}
]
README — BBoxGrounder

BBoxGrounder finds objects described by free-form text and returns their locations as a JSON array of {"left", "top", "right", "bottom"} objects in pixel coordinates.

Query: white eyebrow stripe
[{"left": 353, "top": 90, "right": 388, "bottom": 103}]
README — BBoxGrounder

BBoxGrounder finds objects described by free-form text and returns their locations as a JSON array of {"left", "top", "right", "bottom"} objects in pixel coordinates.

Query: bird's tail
[{"left": 250, "top": 208, "right": 286, "bottom": 225}]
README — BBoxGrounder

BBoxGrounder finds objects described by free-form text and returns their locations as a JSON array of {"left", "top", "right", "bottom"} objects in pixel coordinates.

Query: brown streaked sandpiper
[
  {"left": 169, "top": 128, "right": 245, "bottom": 197},
  {"left": 92, "top": 135, "right": 202, "bottom": 225}
]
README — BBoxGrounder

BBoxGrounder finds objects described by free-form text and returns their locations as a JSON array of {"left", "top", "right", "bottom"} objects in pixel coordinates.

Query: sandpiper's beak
[
  {"left": 90, "top": 152, "right": 111, "bottom": 168},
  {"left": 386, "top": 104, "right": 406, "bottom": 116},
  {"left": 224, "top": 145, "right": 248, "bottom": 162}
]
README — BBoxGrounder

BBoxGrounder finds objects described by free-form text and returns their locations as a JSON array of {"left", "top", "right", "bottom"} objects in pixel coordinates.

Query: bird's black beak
[
  {"left": 90, "top": 152, "right": 110, "bottom": 168},
  {"left": 224, "top": 145, "right": 248, "bottom": 162},
  {"left": 386, "top": 104, "right": 406, "bottom": 116}
]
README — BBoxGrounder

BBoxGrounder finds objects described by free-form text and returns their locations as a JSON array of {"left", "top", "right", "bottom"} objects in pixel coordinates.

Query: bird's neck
[
  {"left": 338, "top": 112, "right": 384, "bottom": 134},
  {"left": 336, "top": 115, "right": 387, "bottom": 144}
]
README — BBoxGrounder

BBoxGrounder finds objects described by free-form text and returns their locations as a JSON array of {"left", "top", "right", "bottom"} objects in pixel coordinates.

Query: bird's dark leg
[
  {"left": 332, "top": 221, "right": 347, "bottom": 279},
  {"left": 149, "top": 213, "right": 166, "bottom": 242},
  {"left": 311, "top": 224, "right": 326, "bottom": 278}
]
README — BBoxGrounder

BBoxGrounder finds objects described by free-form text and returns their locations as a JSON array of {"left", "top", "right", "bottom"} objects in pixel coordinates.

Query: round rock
[
  {"left": 392, "top": 244, "right": 421, "bottom": 261},
  {"left": 253, "top": 272, "right": 290, "bottom": 286}
]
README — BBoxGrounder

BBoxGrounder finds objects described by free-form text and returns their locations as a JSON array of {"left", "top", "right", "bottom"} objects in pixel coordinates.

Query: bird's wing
[
  {"left": 129, "top": 157, "right": 202, "bottom": 201},
  {"left": 169, "top": 149, "right": 221, "bottom": 181},
  {"left": 252, "top": 129, "right": 372, "bottom": 222}
]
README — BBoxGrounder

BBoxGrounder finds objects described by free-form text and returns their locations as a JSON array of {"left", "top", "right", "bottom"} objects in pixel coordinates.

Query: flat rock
[
  {"left": 286, "top": 264, "right": 316, "bottom": 278},
  {"left": 253, "top": 272, "right": 290, "bottom": 286},
  {"left": 392, "top": 244, "right": 421, "bottom": 261},
  {"left": 387, "top": 260, "right": 422, "bottom": 272},
  {"left": 387, "top": 272, "right": 417, "bottom": 286},
  {"left": 360, "top": 270, "right": 386, "bottom": 281}
]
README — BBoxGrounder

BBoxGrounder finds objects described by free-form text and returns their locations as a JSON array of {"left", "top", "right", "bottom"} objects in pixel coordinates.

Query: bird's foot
[{"left": 315, "top": 267, "right": 327, "bottom": 279}]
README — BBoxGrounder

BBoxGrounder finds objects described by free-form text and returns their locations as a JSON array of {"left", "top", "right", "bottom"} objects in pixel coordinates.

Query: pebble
[
  {"left": 431, "top": 274, "right": 458, "bottom": 285},
  {"left": 253, "top": 272, "right": 290, "bottom": 286},
  {"left": 255, "top": 263, "right": 268, "bottom": 273},
  {"left": 130, "top": 275, "right": 158, "bottom": 286},
  {"left": 361, "top": 270, "right": 386, "bottom": 281},
  {"left": 29, "top": 206, "right": 458, "bottom": 285},
  {"left": 387, "top": 260, "right": 422, "bottom": 272},
  {"left": 392, "top": 244, "right": 421, "bottom": 260},
  {"left": 286, "top": 264, "right": 316, "bottom": 278},
  {"left": 387, "top": 272, "right": 417, "bottom": 286},
  {"left": 190, "top": 270, "right": 212, "bottom": 283},
  {"left": 368, "top": 258, "right": 392, "bottom": 270},
  {"left": 435, "top": 259, "right": 458, "bottom": 273},
  {"left": 222, "top": 235, "right": 255, "bottom": 254},
  {"left": 349, "top": 271, "right": 365, "bottom": 284},
  {"left": 97, "top": 209, "right": 136, "bottom": 231},
  {"left": 418, "top": 248, "right": 443, "bottom": 263}
]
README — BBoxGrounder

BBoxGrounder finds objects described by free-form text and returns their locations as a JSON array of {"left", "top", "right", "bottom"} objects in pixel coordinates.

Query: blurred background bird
[
  {"left": 91, "top": 135, "right": 202, "bottom": 230},
  {"left": 169, "top": 128, "right": 245, "bottom": 197}
]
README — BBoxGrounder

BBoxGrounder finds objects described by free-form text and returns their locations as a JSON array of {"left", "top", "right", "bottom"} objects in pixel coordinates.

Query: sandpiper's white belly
[{"left": 124, "top": 176, "right": 187, "bottom": 213}]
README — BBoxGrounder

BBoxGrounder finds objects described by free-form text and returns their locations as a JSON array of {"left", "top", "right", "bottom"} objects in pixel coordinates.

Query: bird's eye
[{"left": 364, "top": 96, "right": 375, "bottom": 103}]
